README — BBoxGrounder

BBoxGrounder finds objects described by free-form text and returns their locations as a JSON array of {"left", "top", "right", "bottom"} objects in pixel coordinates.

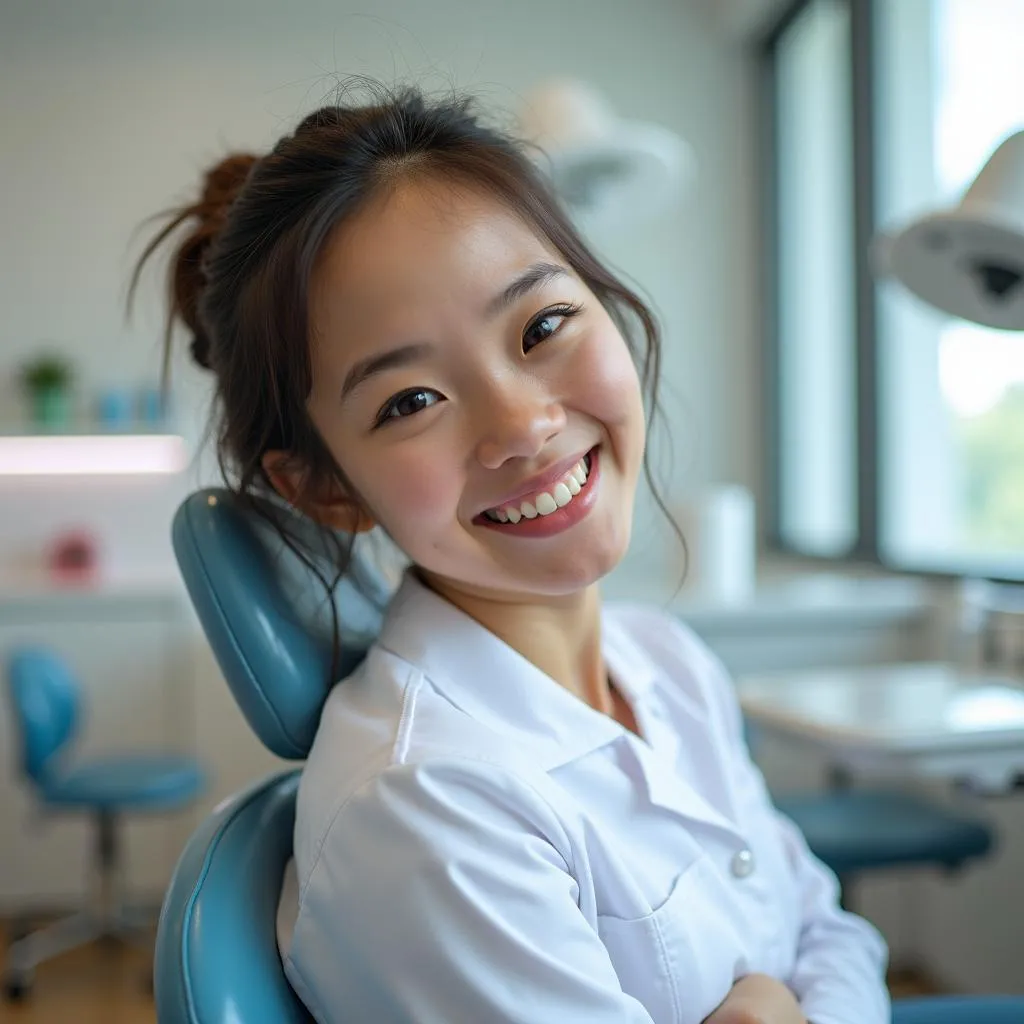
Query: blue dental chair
[
  {"left": 156, "top": 488, "right": 389, "bottom": 1023},
  {"left": 155, "top": 487, "right": 1024, "bottom": 1024}
]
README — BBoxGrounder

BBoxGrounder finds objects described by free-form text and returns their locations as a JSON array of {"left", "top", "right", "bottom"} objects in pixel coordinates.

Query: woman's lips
[
  {"left": 477, "top": 448, "right": 594, "bottom": 519},
  {"left": 474, "top": 446, "right": 601, "bottom": 539}
]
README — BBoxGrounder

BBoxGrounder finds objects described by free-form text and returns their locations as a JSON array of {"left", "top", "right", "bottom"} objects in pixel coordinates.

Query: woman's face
[{"left": 305, "top": 178, "right": 646, "bottom": 602}]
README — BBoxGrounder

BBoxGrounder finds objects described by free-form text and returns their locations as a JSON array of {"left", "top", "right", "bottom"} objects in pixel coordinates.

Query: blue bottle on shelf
[
  {"left": 139, "top": 386, "right": 168, "bottom": 427},
  {"left": 97, "top": 389, "right": 134, "bottom": 430}
]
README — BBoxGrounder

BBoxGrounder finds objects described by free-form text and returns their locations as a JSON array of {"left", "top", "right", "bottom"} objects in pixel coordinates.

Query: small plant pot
[{"left": 31, "top": 387, "right": 71, "bottom": 429}]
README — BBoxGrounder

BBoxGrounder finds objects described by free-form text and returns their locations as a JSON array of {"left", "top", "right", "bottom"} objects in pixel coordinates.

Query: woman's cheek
[
  {"left": 361, "top": 456, "right": 456, "bottom": 546},
  {"left": 579, "top": 327, "right": 644, "bottom": 427}
]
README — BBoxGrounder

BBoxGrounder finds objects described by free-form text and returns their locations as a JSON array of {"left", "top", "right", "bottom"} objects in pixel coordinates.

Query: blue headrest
[{"left": 172, "top": 488, "right": 393, "bottom": 759}]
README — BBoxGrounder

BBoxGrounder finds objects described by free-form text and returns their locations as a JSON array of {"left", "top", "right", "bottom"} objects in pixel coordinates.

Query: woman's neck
[{"left": 417, "top": 569, "right": 611, "bottom": 712}]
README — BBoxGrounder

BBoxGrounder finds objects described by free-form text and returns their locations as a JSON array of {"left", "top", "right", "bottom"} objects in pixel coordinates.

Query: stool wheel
[{"left": 3, "top": 969, "right": 33, "bottom": 1002}]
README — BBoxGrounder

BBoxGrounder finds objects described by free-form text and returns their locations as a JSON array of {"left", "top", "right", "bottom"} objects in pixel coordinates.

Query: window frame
[{"left": 759, "top": 0, "right": 1024, "bottom": 584}]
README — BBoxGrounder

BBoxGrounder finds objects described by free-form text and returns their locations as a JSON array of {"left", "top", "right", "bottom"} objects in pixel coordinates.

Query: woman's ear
[{"left": 261, "top": 450, "right": 376, "bottom": 534}]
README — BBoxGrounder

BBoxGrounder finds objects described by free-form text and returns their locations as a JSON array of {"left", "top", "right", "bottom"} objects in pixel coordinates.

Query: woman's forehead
[{"left": 313, "top": 180, "right": 559, "bottom": 326}]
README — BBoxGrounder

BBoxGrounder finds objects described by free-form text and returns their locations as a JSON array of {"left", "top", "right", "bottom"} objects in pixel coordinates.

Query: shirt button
[{"left": 731, "top": 848, "right": 756, "bottom": 879}]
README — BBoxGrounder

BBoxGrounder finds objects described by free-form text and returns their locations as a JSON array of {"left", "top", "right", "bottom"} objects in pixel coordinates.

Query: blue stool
[
  {"left": 775, "top": 788, "right": 994, "bottom": 886},
  {"left": 3, "top": 647, "right": 207, "bottom": 1001},
  {"left": 745, "top": 723, "right": 995, "bottom": 908},
  {"left": 763, "top": 745, "right": 995, "bottom": 986}
]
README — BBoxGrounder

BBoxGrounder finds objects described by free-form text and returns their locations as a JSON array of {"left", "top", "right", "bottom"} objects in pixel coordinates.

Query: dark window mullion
[
  {"left": 850, "top": 0, "right": 880, "bottom": 559},
  {"left": 759, "top": 18, "right": 784, "bottom": 551}
]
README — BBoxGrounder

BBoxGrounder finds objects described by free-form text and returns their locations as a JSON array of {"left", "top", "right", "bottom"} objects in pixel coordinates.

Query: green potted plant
[{"left": 19, "top": 353, "right": 74, "bottom": 428}]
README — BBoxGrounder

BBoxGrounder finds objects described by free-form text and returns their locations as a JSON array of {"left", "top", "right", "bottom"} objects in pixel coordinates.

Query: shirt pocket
[{"left": 596, "top": 855, "right": 745, "bottom": 1024}]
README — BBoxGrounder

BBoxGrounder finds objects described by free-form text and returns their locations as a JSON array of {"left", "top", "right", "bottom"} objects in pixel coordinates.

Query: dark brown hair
[{"left": 131, "top": 84, "right": 683, "bottom": 670}]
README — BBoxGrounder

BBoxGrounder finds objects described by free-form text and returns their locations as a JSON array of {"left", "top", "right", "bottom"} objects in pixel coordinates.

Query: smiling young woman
[{"left": 132, "top": 84, "right": 889, "bottom": 1024}]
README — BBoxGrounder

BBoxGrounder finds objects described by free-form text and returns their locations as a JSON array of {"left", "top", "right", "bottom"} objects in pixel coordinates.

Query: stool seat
[
  {"left": 775, "top": 790, "right": 994, "bottom": 875},
  {"left": 41, "top": 755, "right": 206, "bottom": 811}
]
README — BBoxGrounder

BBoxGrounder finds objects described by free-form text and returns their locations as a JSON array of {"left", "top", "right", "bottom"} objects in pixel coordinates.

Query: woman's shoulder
[
  {"left": 306, "top": 642, "right": 553, "bottom": 768},
  {"left": 294, "top": 643, "right": 566, "bottom": 869}
]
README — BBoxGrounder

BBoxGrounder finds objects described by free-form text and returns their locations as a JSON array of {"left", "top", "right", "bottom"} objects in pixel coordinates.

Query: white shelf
[
  {"left": 0, "top": 422, "right": 175, "bottom": 437},
  {"left": 0, "top": 432, "right": 187, "bottom": 475}
]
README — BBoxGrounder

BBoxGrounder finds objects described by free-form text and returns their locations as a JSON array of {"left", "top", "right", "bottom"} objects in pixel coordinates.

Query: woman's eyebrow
[
  {"left": 340, "top": 262, "right": 566, "bottom": 402},
  {"left": 340, "top": 342, "right": 433, "bottom": 401},
  {"left": 485, "top": 261, "right": 568, "bottom": 319}
]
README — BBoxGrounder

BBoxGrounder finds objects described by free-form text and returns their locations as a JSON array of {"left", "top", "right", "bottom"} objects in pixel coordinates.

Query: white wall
[
  {"left": 703, "top": 0, "right": 791, "bottom": 40},
  {"left": 0, "top": 0, "right": 761, "bottom": 578}
]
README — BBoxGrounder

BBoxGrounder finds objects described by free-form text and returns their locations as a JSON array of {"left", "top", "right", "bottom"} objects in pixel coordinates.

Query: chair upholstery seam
[{"left": 178, "top": 771, "right": 297, "bottom": 1023}]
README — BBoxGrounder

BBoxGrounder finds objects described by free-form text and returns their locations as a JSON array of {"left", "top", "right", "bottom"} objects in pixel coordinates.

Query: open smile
[{"left": 473, "top": 446, "right": 601, "bottom": 539}]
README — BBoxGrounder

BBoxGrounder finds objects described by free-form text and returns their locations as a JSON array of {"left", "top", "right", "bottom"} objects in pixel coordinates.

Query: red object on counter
[{"left": 47, "top": 530, "right": 99, "bottom": 583}]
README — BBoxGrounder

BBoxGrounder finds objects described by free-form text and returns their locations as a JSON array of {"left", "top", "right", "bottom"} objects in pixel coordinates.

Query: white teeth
[
  {"left": 484, "top": 454, "right": 594, "bottom": 525},
  {"left": 535, "top": 492, "right": 558, "bottom": 515}
]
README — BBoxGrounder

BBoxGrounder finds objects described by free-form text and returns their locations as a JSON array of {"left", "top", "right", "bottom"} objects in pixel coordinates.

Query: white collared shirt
[{"left": 280, "top": 571, "right": 889, "bottom": 1024}]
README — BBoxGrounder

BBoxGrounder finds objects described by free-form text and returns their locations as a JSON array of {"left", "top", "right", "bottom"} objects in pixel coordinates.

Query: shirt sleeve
[
  {"left": 770, "top": 808, "right": 891, "bottom": 1024},
  {"left": 284, "top": 756, "right": 657, "bottom": 1024},
  {"left": 673, "top": 620, "right": 891, "bottom": 1024}
]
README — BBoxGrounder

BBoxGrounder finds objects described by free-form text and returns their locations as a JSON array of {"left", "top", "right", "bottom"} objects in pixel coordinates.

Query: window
[
  {"left": 770, "top": 0, "right": 858, "bottom": 558},
  {"left": 765, "top": 0, "right": 1024, "bottom": 580}
]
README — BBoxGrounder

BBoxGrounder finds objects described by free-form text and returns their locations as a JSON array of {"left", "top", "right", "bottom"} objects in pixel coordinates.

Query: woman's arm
[
  {"left": 704, "top": 973, "right": 807, "bottom": 1024},
  {"left": 767, "top": 807, "right": 891, "bottom": 1024},
  {"left": 666, "top": 620, "right": 891, "bottom": 1024},
  {"left": 285, "top": 757, "right": 660, "bottom": 1024}
]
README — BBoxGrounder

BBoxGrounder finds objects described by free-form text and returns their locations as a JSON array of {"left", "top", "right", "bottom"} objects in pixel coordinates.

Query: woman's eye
[
  {"left": 376, "top": 388, "right": 443, "bottom": 427},
  {"left": 523, "top": 303, "right": 583, "bottom": 353}
]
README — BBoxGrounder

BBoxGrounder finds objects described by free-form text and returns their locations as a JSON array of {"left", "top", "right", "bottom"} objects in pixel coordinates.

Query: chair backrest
[
  {"left": 155, "top": 770, "right": 312, "bottom": 1024},
  {"left": 5, "top": 647, "right": 80, "bottom": 783},
  {"left": 172, "top": 488, "right": 393, "bottom": 759}
]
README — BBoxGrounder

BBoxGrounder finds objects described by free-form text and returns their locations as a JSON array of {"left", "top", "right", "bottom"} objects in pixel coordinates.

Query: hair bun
[
  {"left": 198, "top": 154, "right": 260, "bottom": 233},
  {"left": 158, "top": 153, "right": 259, "bottom": 372},
  {"left": 129, "top": 151, "right": 261, "bottom": 375}
]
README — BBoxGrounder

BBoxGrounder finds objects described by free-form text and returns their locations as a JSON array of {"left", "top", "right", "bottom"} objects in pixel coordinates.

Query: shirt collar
[{"left": 375, "top": 570, "right": 661, "bottom": 771}]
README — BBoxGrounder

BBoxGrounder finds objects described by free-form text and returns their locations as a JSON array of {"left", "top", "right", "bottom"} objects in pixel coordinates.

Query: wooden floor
[
  {"left": 1, "top": 923, "right": 940, "bottom": 1023},
  {"left": 2, "top": 935, "right": 156, "bottom": 1024}
]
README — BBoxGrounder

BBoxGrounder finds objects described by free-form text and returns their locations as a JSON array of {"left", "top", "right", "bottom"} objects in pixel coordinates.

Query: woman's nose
[{"left": 473, "top": 385, "right": 567, "bottom": 469}]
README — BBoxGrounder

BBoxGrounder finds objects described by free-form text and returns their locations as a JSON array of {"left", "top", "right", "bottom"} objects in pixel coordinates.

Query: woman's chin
[
  {"left": 418, "top": 504, "right": 635, "bottom": 600},
  {"left": 510, "top": 528, "right": 631, "bottom": 595}
]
